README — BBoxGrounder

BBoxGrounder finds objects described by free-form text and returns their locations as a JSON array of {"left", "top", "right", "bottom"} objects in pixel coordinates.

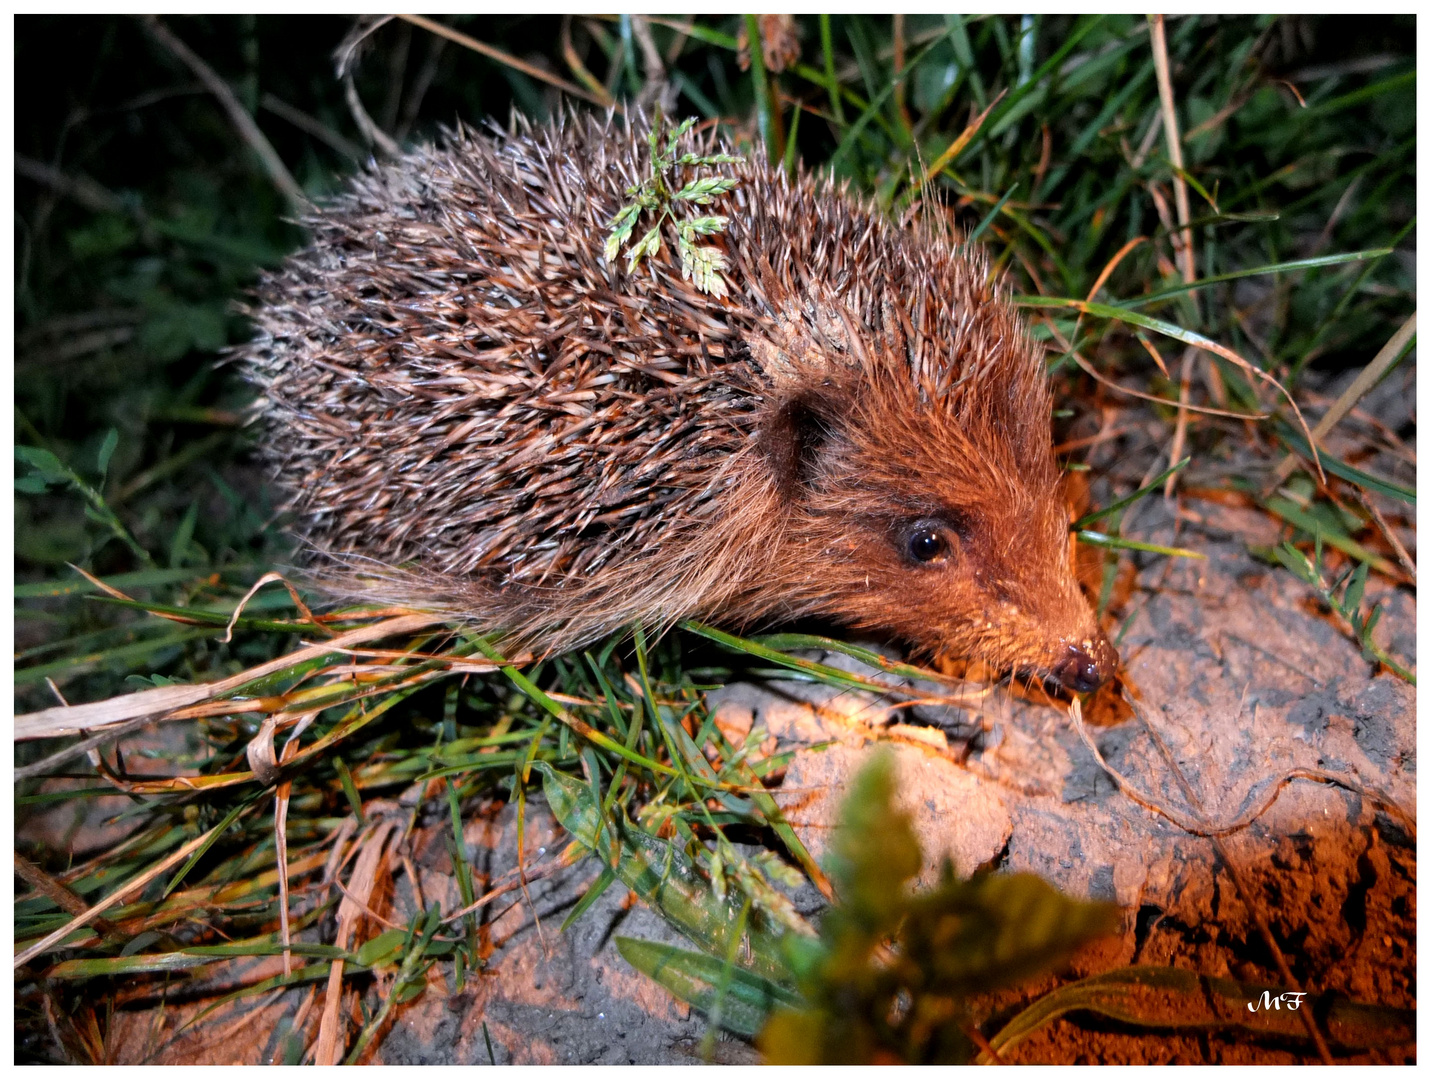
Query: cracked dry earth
[{"left": 106, "top": 483, "right": 1415, "bottom": 1066}]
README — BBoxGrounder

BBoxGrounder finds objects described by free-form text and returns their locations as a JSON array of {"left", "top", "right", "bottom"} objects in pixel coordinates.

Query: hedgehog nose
[{"left": 1050, "top": 639, "right": 1117, "bottom": 694}]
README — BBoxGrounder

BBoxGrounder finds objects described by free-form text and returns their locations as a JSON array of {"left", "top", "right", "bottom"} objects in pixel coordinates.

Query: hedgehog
[{"left": 242, "top": 112, "right": 1117, "bottom": 695}]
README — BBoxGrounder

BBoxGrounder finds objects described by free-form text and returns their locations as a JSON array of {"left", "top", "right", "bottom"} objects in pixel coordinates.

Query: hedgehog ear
[{"left": 759, "top": 390, "right": 841, "bottom": 500}]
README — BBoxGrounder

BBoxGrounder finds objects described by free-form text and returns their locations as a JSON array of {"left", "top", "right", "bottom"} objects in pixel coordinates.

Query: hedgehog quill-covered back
[{"left": 243, "top": 113, "right": 1116, "bottom": 693}]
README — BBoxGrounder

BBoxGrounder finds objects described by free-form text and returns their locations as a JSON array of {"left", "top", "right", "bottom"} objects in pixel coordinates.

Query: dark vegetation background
[{"left": 14, "top": 14, "right": 1416, "bottom": 1064}]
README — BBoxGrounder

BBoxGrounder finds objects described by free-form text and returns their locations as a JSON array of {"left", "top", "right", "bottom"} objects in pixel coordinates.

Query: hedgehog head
[{"left": 747, "top": 303, "right": 1117, "bottom": 695}]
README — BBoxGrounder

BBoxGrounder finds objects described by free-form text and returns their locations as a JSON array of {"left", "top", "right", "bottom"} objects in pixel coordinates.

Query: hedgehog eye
[{"left": 906, "top": 526, "right": 951, "bottom": 564}]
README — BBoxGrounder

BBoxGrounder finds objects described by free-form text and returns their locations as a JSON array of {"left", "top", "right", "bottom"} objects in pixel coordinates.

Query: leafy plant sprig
[
  {"left": 16, "top": 432, "right": 154, "bottom": 566},
  {"left": 604, "top": 116, "right": 745, "bottom": 297},
  {"left": 1272, "top": 536, "right": 1415, "bottom": 685}
]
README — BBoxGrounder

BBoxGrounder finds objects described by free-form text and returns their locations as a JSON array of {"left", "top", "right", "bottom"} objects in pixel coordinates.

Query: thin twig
[
  {"left": 1268, "top": 311, "right": 1417, "bottom": 487},
  {"left": 395, "top": 13, "right": 611, "bottom": 108},
  {"left": 343, "top": 75, "right": 401, "bottom": 157},
  {"left": 259, "top": 93, "right": 363, "bottom": 163},
  {"left": 14, "top": 854, "right": 118, "bottom": 937},
  {"left": 1053, "top": 332, "right": 1266, "bottom": 421},
  {"left": 1150, "top": 15, "right": 1198, "bottom": 499},
  {"left": 315, "top": 819, "right": 397, "bottom": 1065},
  {"left": 139, "top": 15, "right": 308, "bottom": 212},
  {"left": 1165, "top": 346, "right": 1197, "bottom": 498},
  {"left": 395, "top": 33, "right": 447, "bottom": 143},
  {"left": 440, "top": 845, "right": 583, "bottom": 926},
  {"left": 560, "top": 16, "right": 615, "bottom": 106},
  {"left": 1149, "top": 15, "right": 1195, "bottom": 287},
  {"left": 15, "top": 612, "right": 444, "bottom": 743},
  {"left": 15, "top": 154, "right": 134, "bottom": 218},
  {"left": 1355, "top": 490, "right": 1416, "bottom": 583},
  {"left": 14, "top": 809, "right": 250, "bottom": 969}
]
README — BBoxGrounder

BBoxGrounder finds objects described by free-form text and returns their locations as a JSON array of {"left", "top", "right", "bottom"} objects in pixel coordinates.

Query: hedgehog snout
[{"left": 1048, "top": 633, "right": 1118, "bottom": 694}]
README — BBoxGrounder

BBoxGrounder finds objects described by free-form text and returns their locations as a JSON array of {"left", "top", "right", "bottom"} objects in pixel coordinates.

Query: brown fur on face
[
  {"left": 728, "top": 326, "right": 1114, "bottom": 685},
  {"left": 244, "top": 112, "right": 1116, "bottom": 691}
]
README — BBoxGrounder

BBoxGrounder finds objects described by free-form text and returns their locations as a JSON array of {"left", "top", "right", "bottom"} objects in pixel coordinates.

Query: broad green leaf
[
  {"left": 15, "top": 445, "right": 71, "bottom": 483},
  {"left": 535, "top": 762, "right": 790, "bottom": 982},
  {"left": 616, "top": 936, "right": 801, "bottom": 1038},
  {"left": 825, "top": 750, "right": 920, "bottom": 930}
]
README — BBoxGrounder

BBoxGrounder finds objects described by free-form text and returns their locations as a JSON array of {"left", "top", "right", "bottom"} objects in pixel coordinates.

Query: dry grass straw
[{"left": 313, "top": 818, "right": 398, "bottom": 1065}]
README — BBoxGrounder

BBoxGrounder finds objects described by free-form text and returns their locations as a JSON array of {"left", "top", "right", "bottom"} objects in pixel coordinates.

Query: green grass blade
[
  {"left": 1275, "top": 428, "right": 1414, "bottom": 505},
  {"left": 560, "top": 865, "right": 617, "bottom": 932},
  {"left": 967, "top": 182, "right": 1018, "bottom": 246},
  {"left": 1111, "top": 249, "right": 1393, "bottom": 310},
  {"left": 1260, "top": 498, "right": 1398, "bottom": 577},
  {"left": 1071, "top": 458, "right": 1190, "bottom": 530},
  {"left": 1076, "top": 531, "right": 1206, "bottom": 559},
  {"left": 163, "top": 794, "right": 262, "bottom": 898},
  {"left": 828, "top": 30, "right": 951, "bottom": 174},
  {"left": 14, "top": 565, "right": 248, "bottom": 599}
]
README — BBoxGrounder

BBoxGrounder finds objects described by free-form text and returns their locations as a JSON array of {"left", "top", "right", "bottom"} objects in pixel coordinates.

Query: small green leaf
[
  {"left": 1360, "top": 603, "right": 1383, "bottom": 642},
  {"left": 667, "top": 117, "right": 697, "bottom": 146},
  {"left": 353, "top": 928, "right": 407, "bottom": 968},
  {"left": 678, "top": 152, "right": 745, "bottom": 167},
  {"left": 334, "top": 757, "right": 365, "bottom": 824},
  {"left": 607, "top": 202, "right": 641, "bottom": 232},
  {"left": 679, "top": 215, "right": 729, "bottom": 241},
  {"left": 15, "top": 475, "right": 50, "bottom": 494},
  {"left": 96, "top": 428, "right": 119, "bottom": 480},
  {"left": 15, "top": 445, "right": 71, "bottom": 483},
  {"left": 394, "top": 976, "right": 429, "bottom": 1004},
  {"left": 605, "top": 203, "right": 642, "bottom": 261},
  {"left": 1261, "top": 497, "right": 1398, "bottom": 576},
  {"left": 1272, "top": 542, "right": 1317, "bottom": 584},
  {"left": 1343, "top": 561, "right": 1369, "bottom": 616},
  {"left": 535, "top": 762, "right": 789, "bottom": 982}
]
